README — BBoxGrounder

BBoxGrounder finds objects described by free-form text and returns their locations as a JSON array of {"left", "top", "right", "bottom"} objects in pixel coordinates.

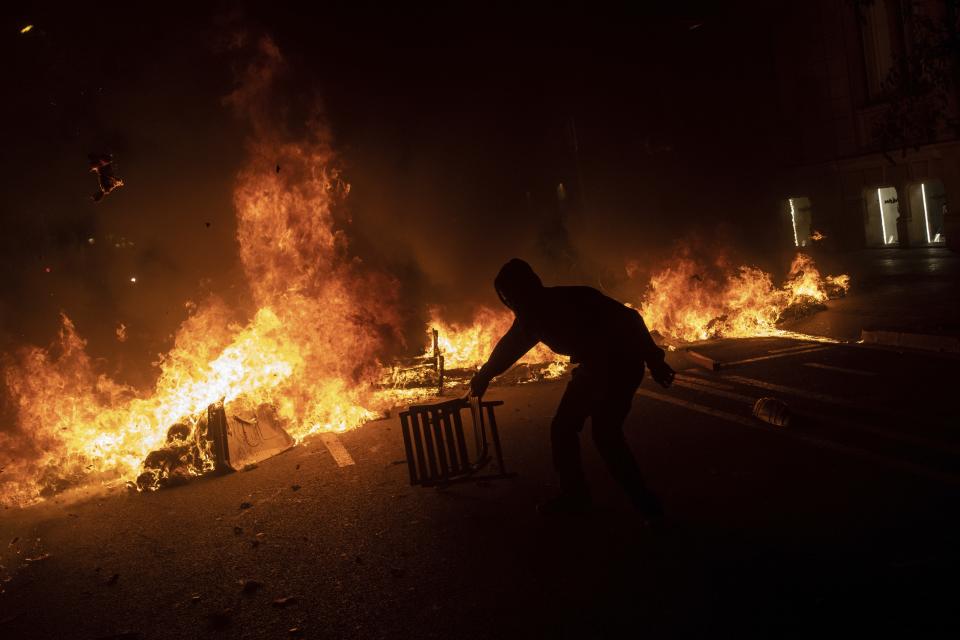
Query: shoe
[{"left": 536, "top": 492, "right": 593, "bottom": 516}]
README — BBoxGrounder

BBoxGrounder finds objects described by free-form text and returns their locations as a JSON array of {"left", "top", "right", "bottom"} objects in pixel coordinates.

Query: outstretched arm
[
  {"left": 633, "top": 312, "right": 661, "bottom": 359},
  {"left": 632, "top": 311, "right": 674, "bottom": 388},
  {"left": 469, "top": 319, "right": 538, "bottom": 396}
]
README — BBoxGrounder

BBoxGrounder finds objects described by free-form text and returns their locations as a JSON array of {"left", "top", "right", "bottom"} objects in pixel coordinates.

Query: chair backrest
[{"left": 399, "top": 397, "right": 504, "bottom": 486}]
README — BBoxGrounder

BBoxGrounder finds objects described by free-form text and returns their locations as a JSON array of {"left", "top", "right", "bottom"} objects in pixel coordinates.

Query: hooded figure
[{"left": 471, "top": 258, "right": 674, "bottom": 517}]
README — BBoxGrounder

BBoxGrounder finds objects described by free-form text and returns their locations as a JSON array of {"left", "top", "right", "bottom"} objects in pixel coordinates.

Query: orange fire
[
  {"left": 0, "top": 38, "right": 398, "bottom": 506},
  {"left": 426, "top": 307, "right": 565, "bottom": 371},
  {"left": 0, "top": 40, "right": 851, "bottom": 507},
  {"left": 639, "top": 251, "right": 850, "bottom": 343}
]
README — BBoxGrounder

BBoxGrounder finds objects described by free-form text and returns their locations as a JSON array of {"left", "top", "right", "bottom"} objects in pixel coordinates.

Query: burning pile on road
[
  {"left": 379, "top": 307, "right": 568, "bottom": 395},
  {"left": 639, "top": 251, "right": 849, "bottom": 343}
]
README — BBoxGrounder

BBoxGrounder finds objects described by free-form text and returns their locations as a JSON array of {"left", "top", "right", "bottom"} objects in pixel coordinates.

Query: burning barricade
[
  {"left": 136, "top": 400, "right": 294, "bottom": 491},
  {"left": 640, "top": 251, "right": 850, "bottom": 344}
]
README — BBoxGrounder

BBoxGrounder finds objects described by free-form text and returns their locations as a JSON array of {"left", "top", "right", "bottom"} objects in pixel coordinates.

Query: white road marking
[
  {"left": 700, "top": 371, "right": 864, "bottom": 410},
  {"left": 673, "top": 379, "right": 758, "bottom": 404},
  {"left": 319, "top": 432, "right": 355, "bottom": 467},
  {"left": 806, "top": 408, "right": 960, "bottom": 454},
  {"left": 767, "top": 343, "right": 818, "bottom": 354},
  {"left": 675, "top": 379, "right": 957, "bottom": 453},
  {"left": 803, "top": 362, "right": 877, "bottom": 377},
  {"left": 637, "top": 388, "right": 756, "bottom": 427},
  {"left": 724, "top": 346, "right": 831, "bottom": 367},
  {"left": 636, "top": 389, "right": 959, "bottom": 484},
  {"left": 683, "top": 371, "right": 959, "bottom": 452},
  {"left": 675, "top": 374, "right": 738, "bottom": 391}
]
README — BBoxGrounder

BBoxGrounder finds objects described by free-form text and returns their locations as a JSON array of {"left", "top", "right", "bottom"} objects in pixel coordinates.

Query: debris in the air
[
  {"left": 239, "top": 501, "right": 252, "bottom": 510},
  {"left": 20, "top": 25, "right": 34, "bottom": 34},
  {"left": 116, "top": 323, "right": 127, "bottom": 342},
  {"left": 105, "top": 573, "right": 120, "bottom": 586},
  {"left": 88, "top": 153, "right": 124, "bottom": 202},
  {"left": 233, "top": 526, "right": 243, "bottom": 535},
  {"left": 291, "top": 484, "right": 301, "bottom": 491}
]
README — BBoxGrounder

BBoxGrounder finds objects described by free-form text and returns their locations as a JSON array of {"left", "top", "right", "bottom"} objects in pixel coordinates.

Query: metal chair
[{"left": 399, "top": 396, "right": 512, "bottom": 486}]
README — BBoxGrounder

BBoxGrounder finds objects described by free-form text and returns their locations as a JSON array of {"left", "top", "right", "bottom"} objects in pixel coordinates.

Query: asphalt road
[{"left": 2, "top": 337, "right": 959, "bottom": 639}]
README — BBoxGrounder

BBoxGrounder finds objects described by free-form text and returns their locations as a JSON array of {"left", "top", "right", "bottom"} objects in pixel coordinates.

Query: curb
[{"left": 860, "top": 329, "right": 960, "bottom": 354}]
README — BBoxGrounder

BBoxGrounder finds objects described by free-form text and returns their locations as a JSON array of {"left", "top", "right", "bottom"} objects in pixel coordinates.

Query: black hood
[{"left": 494, "top": 259, "right": 543, "bottom": 311}]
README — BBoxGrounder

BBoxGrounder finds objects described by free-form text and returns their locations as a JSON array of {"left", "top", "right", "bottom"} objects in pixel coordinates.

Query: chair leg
[{"left": 486, "top": 405, "right": 506, "bottom": 474}]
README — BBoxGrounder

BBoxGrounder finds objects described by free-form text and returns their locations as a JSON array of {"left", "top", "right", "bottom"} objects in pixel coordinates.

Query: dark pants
[{"left": 551, "top": 362, "right": 647, "bottom": 502}]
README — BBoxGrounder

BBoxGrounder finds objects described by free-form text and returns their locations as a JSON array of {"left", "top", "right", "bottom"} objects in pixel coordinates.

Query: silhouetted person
[{"left": 470, "top": 259, "right": 674, "bottom": 518}]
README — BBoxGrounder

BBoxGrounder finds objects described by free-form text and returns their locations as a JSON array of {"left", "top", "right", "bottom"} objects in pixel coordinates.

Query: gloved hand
[
  {"left": 469, "top": 372, "right": 491, "bottom": 398},
  {"left": 648, "top": 357, "right": 675, "bottom": 388}
]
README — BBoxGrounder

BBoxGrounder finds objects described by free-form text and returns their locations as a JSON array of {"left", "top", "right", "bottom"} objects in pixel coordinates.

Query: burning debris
[
  {"left": 640, "top": 252, "right": 850, "bottom": 343},
  {"left": 380, "top": 314, "right": 569, "bottom": 399},
  {"left": 0, "top": 38, "right": 401, "bottom": 506},
  {"left": 137, "top": 420, "right": 208, "bottom": 490},
  {"left": 88, "top": 153, "right": 124, "bottom": 202},
  {"left": 136, "top": 401, "right": 294, "bottom": 491},
  {"left": 0, "top": 244, "right": 851, "bottom": 505}
]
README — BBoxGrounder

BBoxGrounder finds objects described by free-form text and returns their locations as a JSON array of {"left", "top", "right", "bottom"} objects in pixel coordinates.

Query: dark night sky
[{"left": 0, "top": 1, "right": 787, "bottom": 385}]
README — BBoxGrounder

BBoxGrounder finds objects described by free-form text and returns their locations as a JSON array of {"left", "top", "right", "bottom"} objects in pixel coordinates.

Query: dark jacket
[{"left": 478, "top": 284, "right": 664, "bottom": 380}]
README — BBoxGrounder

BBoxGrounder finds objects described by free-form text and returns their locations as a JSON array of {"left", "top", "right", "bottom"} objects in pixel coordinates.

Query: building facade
[{"left": 774, "top": 0, "right": 959, "bottom": 251}]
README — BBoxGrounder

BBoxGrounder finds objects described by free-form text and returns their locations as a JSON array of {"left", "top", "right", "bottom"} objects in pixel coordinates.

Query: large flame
[
  {"left": 0, "top": 38, "right": 397, "bottom": 505},
  {"left": 639, "top": 251, "right": 849, "bottom": 342}
]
